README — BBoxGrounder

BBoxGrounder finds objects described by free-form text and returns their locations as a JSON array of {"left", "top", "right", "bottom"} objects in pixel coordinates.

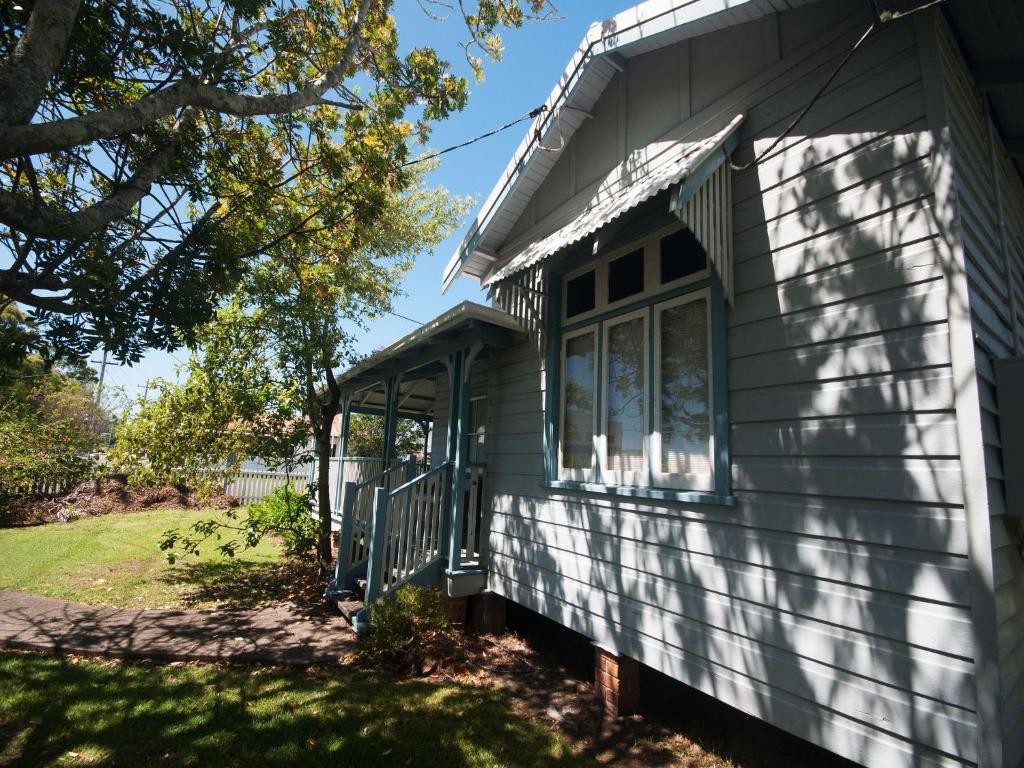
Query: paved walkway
[{"left": 0, "top": 590, "right": 355, "bottom": 665}]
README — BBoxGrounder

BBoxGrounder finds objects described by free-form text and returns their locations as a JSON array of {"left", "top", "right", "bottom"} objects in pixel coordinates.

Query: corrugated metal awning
[{"left": 483, "top": 113, "right": 744, "bottom": 289}]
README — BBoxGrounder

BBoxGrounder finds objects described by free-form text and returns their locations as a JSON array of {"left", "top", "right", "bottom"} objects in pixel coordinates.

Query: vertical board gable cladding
[{"left": 484, "top": 3, "right": 981, "bottom": 767}]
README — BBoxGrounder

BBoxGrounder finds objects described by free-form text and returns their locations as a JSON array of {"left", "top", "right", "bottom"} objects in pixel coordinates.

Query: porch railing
[
  {"left": 365, "top": 462, "right": 453, "bottom": 603},
  {"left": 338, "top": 455, "right": 421, "bottom": 572}
]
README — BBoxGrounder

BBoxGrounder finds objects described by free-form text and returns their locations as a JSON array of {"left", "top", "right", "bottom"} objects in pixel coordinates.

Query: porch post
[
  {"left": 381, "top": 375, "right": 400, "bottom": 466},
  {"left": 446, "top": 345, "right": 480, "bottom": 573},
  {"left": 440, "top": 350, "right": 462, "bottom": 561},
  {"left": 327, "top": 395, "right": 352, "bottom": 598},
  {"left": 333, "top": 395, "right": 351, "bottom": 516}
]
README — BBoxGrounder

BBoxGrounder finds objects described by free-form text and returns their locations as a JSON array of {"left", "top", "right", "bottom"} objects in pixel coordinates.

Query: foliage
[
  {"left": 361, "top": 585, "right": 452, "bottom": 664},
  {"left": 0, "top": 0, "right": 554, "bottom": 361},
  {"left": 346, "top": 413, "right": 426, "bottom": 458},
  {"left": 0, "top": 344, "right": 114, "bottom": 512},
  {"left": 159, "top": 482, "right": 313, "bottom": 563},
  {"left": 108, "top": 303, "right": 309, "bottom": 494},
  {"left": 245, "top": 485, "right": 317, "bottom": 558},
  {"left": 120, "top": 159, "right": 464, "bottom": 569}
]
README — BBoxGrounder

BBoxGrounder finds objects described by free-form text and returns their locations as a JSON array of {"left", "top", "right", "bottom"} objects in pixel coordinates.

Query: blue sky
[{"left": 102, "top": 1, "right": 626, "bottom": 401}]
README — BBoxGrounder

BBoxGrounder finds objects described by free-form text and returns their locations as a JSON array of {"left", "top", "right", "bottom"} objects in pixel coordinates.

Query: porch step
[{"left": 336, "top": 597, "right": 365, "bottom": 625}]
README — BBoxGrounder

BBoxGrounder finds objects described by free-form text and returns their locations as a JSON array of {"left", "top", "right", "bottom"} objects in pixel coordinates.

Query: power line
[
  {"left": 352, "top": 297, "right": 423, "bottom": 325},
  {"left": 402, "top": 105, "right": 547, "bottom": 167},
  {"left": 730, "top": 0, "right": 945, "bottom": 172}
]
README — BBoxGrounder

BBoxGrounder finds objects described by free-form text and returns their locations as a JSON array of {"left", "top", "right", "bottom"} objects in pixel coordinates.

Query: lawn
[
  {"left": 0, "top": 651, "right": 585, "bottom": 768},
  {"left": 0, "top": 509, "right": 305, "bottom": 610}
]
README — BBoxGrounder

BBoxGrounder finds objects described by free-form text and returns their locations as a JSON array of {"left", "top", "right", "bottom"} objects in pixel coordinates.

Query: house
[{"left": 324, "top": 1, "right": 1024, "bottom": 766}]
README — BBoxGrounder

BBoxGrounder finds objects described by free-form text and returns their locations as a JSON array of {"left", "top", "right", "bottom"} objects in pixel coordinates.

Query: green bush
[
  {"left": 247, "top": 485, "right": 317, "bottom": 558},
  {"left": 361, "top": 585, "right": 451, "bottom": 663},
  {"left": 0, "top": 404, "right": 94, "bottom": 510}
]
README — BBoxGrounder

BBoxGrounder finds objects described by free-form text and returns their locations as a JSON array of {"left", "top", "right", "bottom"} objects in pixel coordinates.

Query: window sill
[{"left": 543, "top": 480, "right": 737, "bottom": 507}]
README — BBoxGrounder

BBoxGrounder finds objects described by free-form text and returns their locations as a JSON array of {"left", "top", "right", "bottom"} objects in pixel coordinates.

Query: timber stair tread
[{"left": 335, "top": 597, "right": 365, "bottom": 624}]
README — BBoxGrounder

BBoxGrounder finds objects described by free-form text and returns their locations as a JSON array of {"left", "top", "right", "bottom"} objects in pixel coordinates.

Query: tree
[
  {"left": 0, "top": 0, "right": 552, "bottom": 361},
  {"left": 345, "top": 412, "right": 426, "bottom": 460},
  {"left": 243, "top": 162, "right": 462, "bottom": 568},
  {"left": 0, "top": 344, "right": 115, "bottom": 511},
  {"left": 109, "top": 302, "right": 309, "bottom": 493},
  {"left": 113, "top": 162, "right": 463, "bottom": 569}
]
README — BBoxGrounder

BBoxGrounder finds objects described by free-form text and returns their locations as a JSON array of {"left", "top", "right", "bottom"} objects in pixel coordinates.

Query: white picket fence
[{"left": 224, "top": 469, "right": 311, "bottom": 505}]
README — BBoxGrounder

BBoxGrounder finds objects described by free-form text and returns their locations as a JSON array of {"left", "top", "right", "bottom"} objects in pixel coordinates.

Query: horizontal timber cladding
[
  {"left": 485, "top": 3, "right": 975, "bottom": 767},
  {"left": 938, "top": 15, "right": 1024, "bottom": 768}
]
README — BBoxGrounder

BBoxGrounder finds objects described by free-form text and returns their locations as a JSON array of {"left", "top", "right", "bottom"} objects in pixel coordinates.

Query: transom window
[{"left": 553, "top": 222, "right": 724, "bottom": 497}]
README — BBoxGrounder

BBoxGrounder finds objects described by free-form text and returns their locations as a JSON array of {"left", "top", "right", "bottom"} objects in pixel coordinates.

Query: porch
[{"left": 324, "top": 302, "right": 524, "bottom": 631}]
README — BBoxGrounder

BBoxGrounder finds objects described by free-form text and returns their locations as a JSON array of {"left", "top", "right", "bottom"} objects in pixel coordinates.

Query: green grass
[
  {"left": 0, "top": 509, "right": 295, "bottom": 610},
  {"left": 0, "top": 652, "right": 585, "bottom": 768}
]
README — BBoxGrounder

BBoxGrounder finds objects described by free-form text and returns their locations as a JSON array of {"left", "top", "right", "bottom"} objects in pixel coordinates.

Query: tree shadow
[
  {"left": 160, "top": 558, "right": 326, "bottom": 614},
  {"left": 0, "top": 651, "right": 583, "bottom": 768}
]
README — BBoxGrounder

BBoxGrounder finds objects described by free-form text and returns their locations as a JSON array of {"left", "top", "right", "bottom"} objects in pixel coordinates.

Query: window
[
  {"left": 468, "top": 397, "right": 487, "bottom": 464},
  {"left": 565, "top": 269, "right": 596, "bottom": 318},
  {"left": 560, "top": 329, "right": 596, "bottom": 479},
  {"left": 551, "top": 222, "right": 728, "bottom": 501}
]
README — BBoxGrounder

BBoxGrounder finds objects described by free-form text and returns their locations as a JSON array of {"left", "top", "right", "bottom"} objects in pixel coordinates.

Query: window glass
[
  {"left": 562, "top": 332, "right": 595, "bottom": 469},
  {"left": 659, "top": 297, "right": 711, "bottom": 475},
  {"left": 660, "top": 228, "right": 707, "bottom": 284},
  {"left": 565, "top": 270, "right": 596, "bottom": 318},
  {"left": 608, "top": 248, "right": 645, "bottom": 304},
  {"left": 605, "top": 316, "right": 645, "bottom": 473}
]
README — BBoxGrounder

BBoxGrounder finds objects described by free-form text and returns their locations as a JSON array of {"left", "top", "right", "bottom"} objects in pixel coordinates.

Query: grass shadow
[
  {"left": 160, "top": 558, "right": 325, "bottom": 613},
  {"left": 0, "top": 651, "right": 585, "bottom": 768}
]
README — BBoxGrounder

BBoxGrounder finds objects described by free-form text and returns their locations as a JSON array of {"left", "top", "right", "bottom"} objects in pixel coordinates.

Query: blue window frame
[{"left": 543, "top": 221, "right": 734, "bottom": 506}]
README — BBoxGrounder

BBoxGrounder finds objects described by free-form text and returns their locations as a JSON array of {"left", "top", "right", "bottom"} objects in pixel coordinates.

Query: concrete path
[{"left": 0, "top": 590, "right": 355, "bottom": 665}]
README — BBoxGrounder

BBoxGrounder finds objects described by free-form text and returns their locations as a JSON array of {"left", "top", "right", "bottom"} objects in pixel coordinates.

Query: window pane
[
  {"left": 565, "top": 270, "right": 596, "bottom": 318},
  {"left": 562, "top": 332, "right": 595, "bottom": 469},
  {"left": 608, "top": 248, "right": 645, "bottom": 304},
  {"left": 606, "top": 317, "right": 645, "bottom": 473},
  {"left": 660, "top": 228, "right": 707, "bottom": 284},
  {"left": 659, "top": 298, "right": 711, "bottom": 475}
]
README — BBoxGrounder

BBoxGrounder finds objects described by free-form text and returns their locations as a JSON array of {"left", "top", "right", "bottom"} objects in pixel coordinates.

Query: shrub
[
  {"left": 159, "top": 483, "right": 316, "bottom": 563},
  {"left": 247, "top": 484, "right": 317, "bottom": 558},
  {"left": 361, "top": 585, "right": 451, "bottom": 665},
  {"left": 0, "top": 404, "right": 94, "bottom": 512}
]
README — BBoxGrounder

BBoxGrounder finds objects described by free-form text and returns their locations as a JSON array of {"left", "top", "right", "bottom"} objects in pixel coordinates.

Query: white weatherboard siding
[
  {"left": 937, "top": 18, "right": 1024, "bottom": 768},
  {"left": 484, "top": 3, "right": 978, "bottom": 767}
]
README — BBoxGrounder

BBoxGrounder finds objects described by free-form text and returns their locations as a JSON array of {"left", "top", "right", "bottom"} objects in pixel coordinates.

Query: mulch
[{"left": 3, "top": 476, "right": 235, "bottom": 527}]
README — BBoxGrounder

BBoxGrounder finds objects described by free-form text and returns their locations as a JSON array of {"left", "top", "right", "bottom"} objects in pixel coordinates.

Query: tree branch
[
  {"left": 0, "top": 0, "right": 82, "bottom": 126},
  {"left": 0, "top": 0, "right": 373, "bottom": 159},
  {"left": 0, "top": 141, "right": 178, "bottom": 238}
]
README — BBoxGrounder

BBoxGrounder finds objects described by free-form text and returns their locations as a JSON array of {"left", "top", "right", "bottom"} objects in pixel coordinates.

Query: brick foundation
[
  {"left": 594, "top": 645, "right": 639, "bottom": 716},
  {"left": 469, "top": 592, "right": 507, "bottom": 633}
]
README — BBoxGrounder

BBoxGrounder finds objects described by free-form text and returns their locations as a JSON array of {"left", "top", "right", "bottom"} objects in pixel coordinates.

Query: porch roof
[{"left": 333, "top": 301, "right": 525, "bottom": 403}]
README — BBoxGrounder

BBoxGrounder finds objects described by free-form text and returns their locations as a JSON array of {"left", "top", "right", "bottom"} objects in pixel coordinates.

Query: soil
[{"left": 3, "top": 476, "right": 236, "bottom": 527}]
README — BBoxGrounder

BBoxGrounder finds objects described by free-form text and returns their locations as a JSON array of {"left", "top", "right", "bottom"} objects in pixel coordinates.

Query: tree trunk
[{"left": 314, "top": 401, "right": 340, "bottom": 573}]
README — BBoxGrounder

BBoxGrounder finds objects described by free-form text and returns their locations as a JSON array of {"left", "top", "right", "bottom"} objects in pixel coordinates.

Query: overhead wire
[{"left": 729, "top": 0, "right": 946, "bottom": 172}]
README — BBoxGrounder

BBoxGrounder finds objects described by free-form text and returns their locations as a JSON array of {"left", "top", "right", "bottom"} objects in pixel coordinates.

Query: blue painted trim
[
  {"left": 543, "top": 273, "right": 562, "bottom": 484},
  {"left": 381, "top": 376, "right": 399, "bottom": 465},
  {"left": 543, "top": 480, "right": 736, "bottom": 507},
  {"left": 561, "top": 277, "right": 711, "bottom": 335},
  {"left": 710, "top": 277, "right": 731, "bottom": 498}
]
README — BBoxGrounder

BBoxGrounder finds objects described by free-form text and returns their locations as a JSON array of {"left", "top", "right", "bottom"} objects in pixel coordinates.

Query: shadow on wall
[{"left": 488, "top": 12, "right": 976, "bottom": 767}]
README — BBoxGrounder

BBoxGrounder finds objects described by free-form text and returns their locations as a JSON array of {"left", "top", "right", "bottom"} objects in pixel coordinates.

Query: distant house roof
[{"left": 442, "top": 0, "right": 816, "bottom": 290}]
